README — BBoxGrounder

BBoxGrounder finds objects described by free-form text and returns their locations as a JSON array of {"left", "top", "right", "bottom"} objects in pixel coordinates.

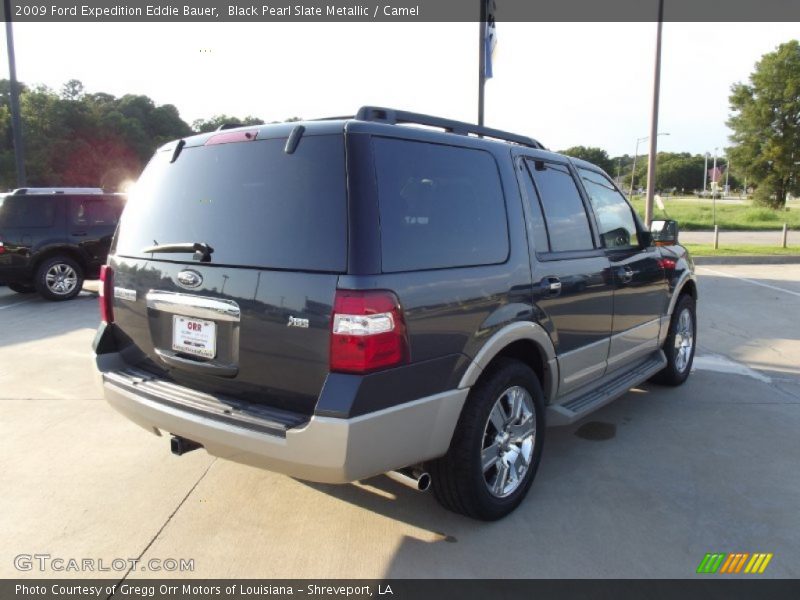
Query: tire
[
  {"left": 7, "top": 282, "right": 36, "bottom": 294},
  {"left": 428, "top": 358, "right": 545, "bottom": 521},
  {"left": 34, "top": 256, "right": 84, "bottom": 301},
  {"left": 651, "top": 293, "right": 696, "bottom": 386}
]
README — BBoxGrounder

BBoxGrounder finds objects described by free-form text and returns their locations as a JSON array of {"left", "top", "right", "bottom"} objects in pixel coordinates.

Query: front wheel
[
  {"left": 652, "top": 294, "right": 696, "bottom": 386},
  {"left": 428, "top": 358, "right": 545, "bottom": 520}
]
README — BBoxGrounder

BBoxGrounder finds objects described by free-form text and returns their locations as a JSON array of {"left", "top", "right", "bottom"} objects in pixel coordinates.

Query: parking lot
[{"left": 1, "top": 263, "right": 799, "bottom": 579}]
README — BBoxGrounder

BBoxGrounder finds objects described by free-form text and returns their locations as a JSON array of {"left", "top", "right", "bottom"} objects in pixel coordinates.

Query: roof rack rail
[{"left": 355, "top": 106, "right": 544, "bottom": 149}]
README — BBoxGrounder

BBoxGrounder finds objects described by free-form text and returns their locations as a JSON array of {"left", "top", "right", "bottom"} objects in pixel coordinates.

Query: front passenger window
[{"left": 579, "top": 169, "right": 640, "bottom": 249}]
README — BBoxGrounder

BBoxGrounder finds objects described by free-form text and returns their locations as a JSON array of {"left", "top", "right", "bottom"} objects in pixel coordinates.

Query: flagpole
[{"left": 477, "top": 0, "right": 486, "bottom": 126}]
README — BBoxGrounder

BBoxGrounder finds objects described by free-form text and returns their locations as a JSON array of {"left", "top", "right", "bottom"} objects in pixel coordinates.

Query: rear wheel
[
  {"left": 652, "top": 294, "right": 696, "bottom": 386},
  {"left": 428, "top": 358, "right": 545, "bottom": 520},
  {"left": 7, "top": 282, "right": 36, "bottom": 294},
  {"left": 34, "top": 256, "right": 84, "bottom": 301}
]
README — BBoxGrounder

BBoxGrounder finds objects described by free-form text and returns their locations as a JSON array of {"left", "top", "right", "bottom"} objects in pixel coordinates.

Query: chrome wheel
[
  {"left": 45, "top": 263, "right": 78, "bottom": 296},
  {"left": 481, "top": 386, "right": 536, "bottom": 498},
  {"left": 673, "top": 307, "right": 694, "bottom": 373}
]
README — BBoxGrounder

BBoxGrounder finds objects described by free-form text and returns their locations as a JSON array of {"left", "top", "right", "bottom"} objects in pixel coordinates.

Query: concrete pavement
[{"left": 1, "top": 267, "right": 798, "bottom": 579}]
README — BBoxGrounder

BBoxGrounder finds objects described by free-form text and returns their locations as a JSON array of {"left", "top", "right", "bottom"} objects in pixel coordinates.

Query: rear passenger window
[
  {"left": 373, "top": 138, "right": 509, "bottom": 272},
  {"left": 526, "top": 160, "right": 594, "bottom": 253},
  {"left": 70, "top": 197, "right": 124, "bottom": 226}
]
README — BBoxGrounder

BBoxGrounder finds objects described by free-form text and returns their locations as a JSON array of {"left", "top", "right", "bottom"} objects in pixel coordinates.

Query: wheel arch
[
  {"left": 458, "top": 322, "right": 558, "bottom": 404},
  {"left": 32, "top": 246, "right": 88, "bottom": 275}
]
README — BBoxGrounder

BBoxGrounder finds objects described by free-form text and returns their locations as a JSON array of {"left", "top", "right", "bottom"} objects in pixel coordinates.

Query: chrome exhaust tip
[{"left": 386, "top": 467, "right": 431, "bottom": 492}]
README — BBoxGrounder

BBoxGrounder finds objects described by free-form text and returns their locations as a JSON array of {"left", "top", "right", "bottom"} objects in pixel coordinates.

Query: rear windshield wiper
[{"left": 142, "top": 242, "right": 214, "bottom": 263}]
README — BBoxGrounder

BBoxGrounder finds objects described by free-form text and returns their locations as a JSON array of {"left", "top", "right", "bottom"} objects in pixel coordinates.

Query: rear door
[
  {"left": 515, "top": 152, "right": 614, "bottom": 396},
  {"left": 575, "top": 167, "right": 668, "bottom": 372},
  {"left": 109, "top": 130, "right": 348, "bottom": 415}
]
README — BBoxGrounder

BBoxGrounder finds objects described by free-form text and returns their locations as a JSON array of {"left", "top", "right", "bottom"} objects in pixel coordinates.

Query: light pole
[
  {"left": 703, "top": 152, "right": 710, "bottom": 193},
  {"left": 629, "top": 132, "right": 669, "bottom": 197},
  {"left": 643, "top": 0, "right": 665, "bottom": 228},
  {"left": 712, "top": 147, "right": 718, "bottom": 225},
  {"left": 725, "top": 156, "right": 730, "bottom": 195}
]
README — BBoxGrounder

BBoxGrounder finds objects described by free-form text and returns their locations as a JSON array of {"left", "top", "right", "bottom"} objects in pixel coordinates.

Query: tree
[
  {"left": 559, "top": 145, "right": 615, "bottom": 174},
  {"left": 0, "top": 79, "right": 192, "bottom": 190},
  {"left": 727, "top": 40, "right": 800, "bottom": 208},
  {"left": 192, "top": 114, "right": 265, "bottom": 133}
]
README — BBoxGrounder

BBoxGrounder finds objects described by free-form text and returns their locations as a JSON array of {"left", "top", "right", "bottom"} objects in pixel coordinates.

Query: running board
[{"left": 546, "top": 350, "right": 667, "bottom": 426}]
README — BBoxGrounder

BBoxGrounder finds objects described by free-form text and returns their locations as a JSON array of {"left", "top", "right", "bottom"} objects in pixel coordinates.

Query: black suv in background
[
  {"left": 0, "top": 188, "right": 125, "bottom": 300},
  {"left": 94, "top": 108, "right": 697, "bottom": 520}
]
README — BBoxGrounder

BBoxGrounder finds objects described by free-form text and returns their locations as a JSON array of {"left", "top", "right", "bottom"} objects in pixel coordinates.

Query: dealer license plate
[{"left": 172, "top": 315, "right": 217, "bottom": 359}]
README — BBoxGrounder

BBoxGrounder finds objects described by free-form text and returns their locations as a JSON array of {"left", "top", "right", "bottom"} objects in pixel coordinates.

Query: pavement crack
[{"left": 107, "top": 458, "right": 216, "bottom": 597}]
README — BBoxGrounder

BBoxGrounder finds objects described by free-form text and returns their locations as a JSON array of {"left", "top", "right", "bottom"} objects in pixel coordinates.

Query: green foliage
[
  {"left": 628, "top": 197, "right": 800, "bottom": 231},
  {"left": 1, "top": 79, "right": 191, "bottom": 190},
  {"left": 727, "top": 40, "right": 800, "bottom": 209},
  {"left": 559, "top": 146, "right": 615, "bottom": 174},
  {"left": 191, "top": 114, "right": 265, "bottom": 133}
]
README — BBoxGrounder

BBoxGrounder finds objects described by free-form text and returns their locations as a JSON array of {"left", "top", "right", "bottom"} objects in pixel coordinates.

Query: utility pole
[
  {"left": 644, "top": 0, "right": 664, "bottom": 228},
  {"left": 477, "top": 0, "right": 486, "bottom": 126},
  {"left": 712, "top": 148, "right": 718, "bottom": 225},
  {"left": 703, "top": 152, "right": 709, "bottom": 193},
  {"left": 4, "top": 0, "right": 27, "bottom": 186}
]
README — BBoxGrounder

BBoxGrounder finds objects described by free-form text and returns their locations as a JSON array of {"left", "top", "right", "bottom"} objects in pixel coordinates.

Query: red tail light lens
[
  {"left": 330, "top": 290, "right": 409, "bottom": 374},
  {"left": 99, "top": 265, "right": 114, "bottom": 323},
  {"left": 0, "top": 241, "right": 5, "bottom": 255},
  {"left": 658, "top": 257, "right": 677, "bottom": 270}
]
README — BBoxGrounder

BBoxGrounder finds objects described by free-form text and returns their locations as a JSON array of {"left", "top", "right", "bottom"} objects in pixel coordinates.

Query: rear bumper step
[{"left": 97, "top": 353, "right": 468, "bottom": 484}]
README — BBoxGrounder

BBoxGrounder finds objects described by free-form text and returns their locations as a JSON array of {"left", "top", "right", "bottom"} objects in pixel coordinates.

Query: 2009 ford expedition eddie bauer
[{"left": 94, "top": 107, "right": 697, "bottom": 520}]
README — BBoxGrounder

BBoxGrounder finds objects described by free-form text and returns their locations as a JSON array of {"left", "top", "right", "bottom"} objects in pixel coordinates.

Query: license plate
[{"left": 172, "top": 316, "right": 216, "bottom": 359}]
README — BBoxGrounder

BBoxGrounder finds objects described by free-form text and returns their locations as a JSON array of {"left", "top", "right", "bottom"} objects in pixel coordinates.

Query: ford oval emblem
[{"left": 176, "top": 269, "right": 203, "bottom": 289}]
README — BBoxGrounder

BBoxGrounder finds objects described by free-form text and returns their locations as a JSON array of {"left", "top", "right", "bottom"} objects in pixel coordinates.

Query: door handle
[
  {"left": 540, "top": 276, "right": 562, "bottom": 296},
  {"left": 617, "top": 266, "right": 635, "bottom": 284}
]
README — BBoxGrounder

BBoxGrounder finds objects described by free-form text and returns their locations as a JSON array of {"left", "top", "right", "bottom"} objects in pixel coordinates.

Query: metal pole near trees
[
  {"left": 477, "top": 0, "right": 486, "bottom": 126},
  {"left": 4, "top": 0, "right": 27, "bottom": 187},
  {"left": 644, "top": 0, "right": 664, "bottom": 228}
]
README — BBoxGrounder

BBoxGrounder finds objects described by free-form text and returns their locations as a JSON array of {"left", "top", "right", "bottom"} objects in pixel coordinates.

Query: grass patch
[
  {"left": 684, "top": 243, "right": 800, "bottom": 256},
  {"left": 628, "top": 197, "right": 800, "bottom": 231}
]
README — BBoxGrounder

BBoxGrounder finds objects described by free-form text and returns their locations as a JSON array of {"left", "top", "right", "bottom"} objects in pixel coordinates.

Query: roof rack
[{"left": 355, "top": 106, "right": 544, "bottom": 149}]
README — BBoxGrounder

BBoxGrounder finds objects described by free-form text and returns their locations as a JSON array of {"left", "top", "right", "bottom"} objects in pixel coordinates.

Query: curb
[{"left": 693, "top": 255, "right": 800, "bottom": 265}]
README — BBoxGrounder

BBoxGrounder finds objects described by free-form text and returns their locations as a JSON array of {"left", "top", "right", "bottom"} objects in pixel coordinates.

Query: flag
[
  {"left": 708, "top": 167, "right": 723, "bottom": 183},
  {"left": 484, "top": 0, "right": 497, "bottom": 79}
]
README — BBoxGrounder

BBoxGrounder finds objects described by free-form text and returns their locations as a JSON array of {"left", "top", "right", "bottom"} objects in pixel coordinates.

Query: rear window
[
  {"left": 114, "top": 134, "right": 347, "bottom": 272},
  {"left": 373, "top": 137, "right": 509, "bottom": 272},
  {"left": 0, "top": 196, "right": 58, "bottom": 228}
]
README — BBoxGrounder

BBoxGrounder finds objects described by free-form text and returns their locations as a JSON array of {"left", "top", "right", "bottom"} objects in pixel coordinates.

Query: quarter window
[
  {"left": 373, "top": 138, "right": 509, "bottom": 272},
  {"left": 578, "top": 168, "right": 640, "bottom": 249}
]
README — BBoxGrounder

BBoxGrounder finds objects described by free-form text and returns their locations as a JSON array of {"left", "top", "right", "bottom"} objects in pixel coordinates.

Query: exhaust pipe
[
  {"left": 170, "top": 435, "right": 202, "bottom": 456},
  {"left": 386, "top": 467, "right": 431, "bottom": 492}
]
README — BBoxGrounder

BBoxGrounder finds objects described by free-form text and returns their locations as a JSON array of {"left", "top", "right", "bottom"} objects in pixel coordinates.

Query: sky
[{"left": 7, "top": 21, "right": 799, "bottom": 158}]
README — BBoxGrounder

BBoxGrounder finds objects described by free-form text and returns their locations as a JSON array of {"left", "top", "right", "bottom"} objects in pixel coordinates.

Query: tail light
[
  {"left": 658, "top": 257, "right": 677, "bottom": 270},
  {"left": 99, "top": 265, "right": 114, "bottom": 323},
  {"left": 0, "top": 238, "right": 5, "bottom": 254},
  {"left": 330, "top": 290, "right": 409, "bottom": 374}
]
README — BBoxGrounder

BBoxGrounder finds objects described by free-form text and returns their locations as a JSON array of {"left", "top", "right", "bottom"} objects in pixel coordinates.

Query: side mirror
[{"left": 650, "top": 219, "right": 679, "bottom": 246}]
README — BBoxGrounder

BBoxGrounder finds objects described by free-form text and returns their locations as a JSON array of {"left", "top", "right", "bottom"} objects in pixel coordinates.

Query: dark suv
[
  {"left": 0, "top": 188, "right": 125, "bottom": 300},
  {"left": 93, "top": 108, "right": 697, "bottom": 520}
]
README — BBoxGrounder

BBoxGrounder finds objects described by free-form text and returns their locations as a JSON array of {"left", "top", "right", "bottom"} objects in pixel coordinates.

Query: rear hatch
[
  {"left": 108, "top": 127, "right": 347, "bottom": 415},
  {"left": 0, "top": 195, "right": 61, "bottom": 271}
]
